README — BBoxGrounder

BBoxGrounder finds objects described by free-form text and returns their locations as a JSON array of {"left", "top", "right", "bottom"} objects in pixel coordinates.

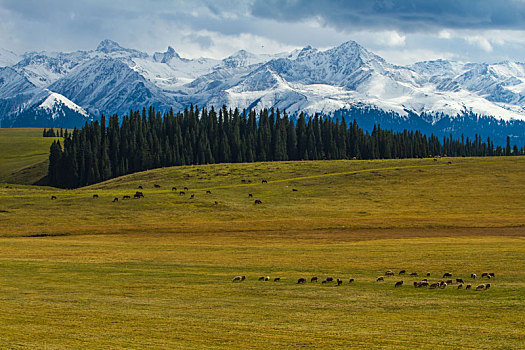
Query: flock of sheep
[{"left": 232, "top": 270, "right": 495, "bottom": 291}]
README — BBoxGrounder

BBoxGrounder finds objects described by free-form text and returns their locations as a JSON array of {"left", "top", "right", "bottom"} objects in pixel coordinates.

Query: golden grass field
[{"left": 0, "top": 128, "right": 524, "bottom": 348}]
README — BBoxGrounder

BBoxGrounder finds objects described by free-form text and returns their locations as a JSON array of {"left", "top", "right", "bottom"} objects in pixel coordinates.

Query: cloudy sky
[{"left": 1, "top": 0, "right": 525, "bottom": 64}]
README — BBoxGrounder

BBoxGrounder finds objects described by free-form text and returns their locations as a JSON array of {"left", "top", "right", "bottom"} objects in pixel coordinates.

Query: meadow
[{"left": 0, "top": 129, "right": 524, "bottom": 348}]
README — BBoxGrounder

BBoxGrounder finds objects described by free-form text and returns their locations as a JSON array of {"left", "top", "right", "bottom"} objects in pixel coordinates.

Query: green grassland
[
  {"left": 0, "top": 128, "right": 59, "bottom": 184},
  {"left": 0, "top": 128, "right": 524, "bottom": 348}
]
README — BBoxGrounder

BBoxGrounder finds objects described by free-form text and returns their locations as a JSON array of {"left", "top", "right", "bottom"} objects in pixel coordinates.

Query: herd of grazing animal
[
  {"left": 376, "top": 270, "right": 495, "bottom": 291},
  {"left": 51, "top": 179, "right": 268, "bottom": 205},
  {"left": 232, "top": 270, "right": 496, "bottom": 292}
]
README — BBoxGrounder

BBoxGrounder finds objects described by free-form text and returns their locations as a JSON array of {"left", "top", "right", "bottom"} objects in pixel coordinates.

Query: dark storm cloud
[{"left": 250, "top": 0, "right": 525, "bottom": 32}]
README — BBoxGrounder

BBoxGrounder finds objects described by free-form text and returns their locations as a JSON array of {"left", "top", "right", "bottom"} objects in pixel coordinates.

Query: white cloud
[{"left": 465, "top": 36, "right": 493, "bottom": 52}]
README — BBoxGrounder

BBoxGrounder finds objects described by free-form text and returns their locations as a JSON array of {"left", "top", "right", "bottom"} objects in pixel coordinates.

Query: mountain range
[{"left": 1, "top": 39, "right": 525, "bottom": 143}]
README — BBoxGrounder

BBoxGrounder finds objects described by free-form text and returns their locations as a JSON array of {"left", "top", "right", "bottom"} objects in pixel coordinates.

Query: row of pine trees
[{"left": 48, "top": 106, "right": 523, "bottom": 188}]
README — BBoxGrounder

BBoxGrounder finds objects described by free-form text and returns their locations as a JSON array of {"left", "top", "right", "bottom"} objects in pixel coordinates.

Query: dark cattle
[
  {"left": 485, "top": 283, "right": 491, "bottom": 289},
  {"left": 179, "top": 191, "right": 185, "bottom": 195},
  {"left": 443, "top": 272, "right": 452, "bottom": 278},
  {"left": 184, "top": 187, "right": 189, "bottom": 191},
  {"left": 264, "top": 276, "right": 270, "bottom": 281},
  {"left": 254, "top": 199, "right": 262, "bottom": 205},
  {"left": 322, "top": 280, "right": 327, "bottom": 284},
  {"left": 214, "top": 201, "right": 219, "bottom": 205},
  {"left": 262, "top": 180, "right": 268, "bottom": 184},
  {"left": 232, "top": 276, "right": 242, "bottom": 282},
  {"left": 241, "top": 276, "right": 245, "bottom": 281},
  {"left": 471, "top": 273, "right": 477, "bottom": 279},
  {"left": 154, "top": 184, "right": 161, "bottom": 188},
  {"left": 395, "top": 281, "right": 404, "bottom": 287},
  {"left": 426, "top": 272, "right": 431, "bottom": 277},
  {"left": 190, "top": 194, "right": 194, "bottom": 199},
  {"left": 399, "top": 270, "right": 406, "bottom": 275},
  {"left": 241, "top": 179, "right": 246, "bottom": 183},
  {"left": 385, "top": 270, "right": 394, "bottom": 276},
  {"left": 456, "top": 278, "right": 464, "bottom": 284},
  {"left": 447, "top": 161, "right": 452, "bottom": 164},
  {"left": 410, "top": 272, "right": 418, "bottom": 276},
  {"left": 172, "top": 187, "right": 177, "bottom": 191},
  {"left": 349, "top": 278, "right": 355, "bottom": 283},
  {"left": 248, "top": 193, "right": 253, "bottom": 198},
  {"left": 274, "top": 277, "right": 280, "bottom": 282},
  {"left": 457, "top": 284, "right": 463, "bottom": 289},
  {"left": 112, "top": 197, "right": 119, "bottom": 202},
  {"left": 297, "top": 278, "right": 306, "bottom": 284},
  {"left": 93, "top": 194, "right": 99, "bottom": 198},
  {"left": 337, "top": 279, "right": 343, "bottom": 286},
  {"left": 429, "top": 282, "right": 439, "bottom": 289},
  {"left": 466, "top": 284, "right": 472, "bottom": 290},
  {"left": 434, "top": 158, "right": 438, "bottom": 162},
  {"left": 123, "top": 195, "right": 131, "bottom": 199},
  {"left": 489, "top": 272, "right": 495, "bottom": 278},
  {"left": 476, "top": 284, "right": 485, "bottom": 291},
  {"left": 134, "top": 192, "right": 144, "bottom": 199},
  {"left": 413, "top": 281, "right": 419, "bottom": 287},
  {"left": 481, "top": 272, "right": 489, "bottom": 278},
  {"left": 311, "top": 276, "right": 318, "bottom": 282},
  {"left": 376, "top": 276, "right": 384, "bottom": 282},
  {"left": 422, "top": 279, "right": 428, "bottom": 282},
  {"left": 51, "top": 195, "right": 57, "bottom": 200},
  {"left": 446, "top": 279, "right": 453, "bottom": 285},
  {"left": 206, "top": 190, "right": 211, "bottom": 194},
  {"left": 138, "top": 186, "right": 143, "bottom": 189},
  {"left": 419, "top": 282, "right": 429, "bottom": 287},
  {"left": 292, "top": 188, "right": 298, "bottom": 192},
  {"left": 440, "top": 282, "right": 448, "bottom": 289},
  {"left": 326, "top": 277, "right": 334, "bottom": 282},
  {"left": 258, "top": 276, "right": 265, "bottom": 281}
]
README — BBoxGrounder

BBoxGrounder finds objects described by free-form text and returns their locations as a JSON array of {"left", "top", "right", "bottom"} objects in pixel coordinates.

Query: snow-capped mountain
[{"left": 1, "top": 39, "right": 525, "bottom": 143}]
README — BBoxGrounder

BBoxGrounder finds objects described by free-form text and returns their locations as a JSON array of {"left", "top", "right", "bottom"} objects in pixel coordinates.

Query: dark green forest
[{"left": 47, "top": 106, "right": 523, "bottom": 188}]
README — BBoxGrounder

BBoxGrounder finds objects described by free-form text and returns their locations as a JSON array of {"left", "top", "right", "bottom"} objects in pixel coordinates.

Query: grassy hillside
[
  {"left": 0, "top": 128, "right": 58, "bottom": 184},
  {"left": 0, "top": 157, "right": 524, "bottom": 348}
]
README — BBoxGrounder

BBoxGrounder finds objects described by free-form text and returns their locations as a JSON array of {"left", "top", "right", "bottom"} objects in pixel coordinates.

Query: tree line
[
  {"left": 47, "top": 106, "right": 524, "bottom": 188},
  {"left": 43, "top": 128, "right": 65, "bottom": 137}
]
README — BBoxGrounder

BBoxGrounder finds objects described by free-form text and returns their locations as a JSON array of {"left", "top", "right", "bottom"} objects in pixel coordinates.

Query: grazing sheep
[
  {"left": 184, "top": 187, "right": 189, "bottom": 191},
  {"left": 262, "top": 179, "right": 268, "bottom": 184},
  {"left": 190, "top": 194, "right": 195, "bottom": 199},
  {"left": 93, "top": 194, "right": 99, "bottom": 198},
  {"left": 154, "top": 184, "right": 161, "bottom": 188},
  {"left": 471, "top": 273, "right": 477, "bottom": 279},
  {"left": 179, "top": 191, "right": 185, "bottom": 195},
  {"left": 172, "top": 187, "right": 177, "bottom": 191},
  {"left": 264, "top": 276, "right": 270, "bottom": 281},
  {"left": 258, "top": 276, "right": 265, "bottom": 281},
  {"left": 385, "top": 270, "right": 394, "bottom": 276},
  {"left": 241, "top": 276, "right": 245, "bottom": 281},
  {"left": 446, "top": 279, "right": 453, "bottom": 284},
  {"left": 112, "top": 197, "right": 118, "bottom": 202},
  {"left": 322, "top": 280, "right": 327, "bottom": 284},
  {"left": 297, "top": 278, "right": 306, "bottom": 284},
  {"left": 310, "top": 276, "right": 318, "bottom": 282},
  {"left": 337, "top": 279, "right": 343, "bottom": 286},
  {"left": 274, "top": 277, "right": 280, "bottom": 282},
  {"left": 481, "top": 272, "right": 489, "bottom": 278},
  {"left": 476, "top": 284, "right": 485, "bottom": 291},
  {"left": 456, "top": 278, "right": 464, "bottom": 284},
  {"left": 440, "top": 282, "right": 448, "bottom": 289},
  {"left": 422, "top": 279, "right": 428, "bottom": 282},
  {"left": 489, "top": 272, "right": 495, "bottom": 278},
  {"left": 51, "top": 195, "right": 57, "bottom": 200},
  {"left": 429, "top": 282, "right": 439, "bottom": 289},
  {"left": 292, "top": 188, "right": 298, "bottom": 192},
  {"left": 410, "top": 272, "right": 418, "bottom": 276},
  {"left": 232, "top": 276, "right": 242, "bottom": 282},
  {"left": 399, "top": 270, "right": 406, "bottom": 275},
  {"left": 248, "top": 193, "right": 253, "bottom": 198},
  {"left": 326, "top": 277, "right": 334, "bottom": 282},
  {"left": 254, "top": 199, "right": 262, "bottom": 204},
  {"left": 395, "top": 281, "right": 404, "bottom": 287},
  {"left": 420, "top": 282, "right": 429, "bottom": 287},
  {"left": 465, "top": 284, "right": 472, "bottom": 290},
  {"left": 348, "top": 278, "right": 355, "bottom": 283},
  {"left": 413, "top": 281, "right": 419, "bottom": 287},
  {"left": 376, "top": 276, "right": 384, "bottom": 282},
  {"left": 214, "top": 201, "right": 219, "bottom": 205},
  {"left": 138, "top": 185, "right": 143, "bottom": 189},
  {"left": 123, "top": 195, "right": 131, "bottom": 199},
  {"left": 241, "top": 179, "right": 246, "bottom": 183},
  {"left": 206, "top": 190, "right": 211, "bottom": 194},
  {"left": 457, "top": 284, "right": 463, "bottom": 289},
  {"left": 443, "top": 272, "right": 452, "bottom": 278},
  {"left": 485, "top": 283, "right": 491, "bottom": 289},
  {"left": 426, "top": 272, "right": 431, "bottom": 277}
]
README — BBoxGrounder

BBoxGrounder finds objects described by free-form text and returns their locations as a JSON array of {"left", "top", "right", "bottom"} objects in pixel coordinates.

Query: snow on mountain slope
[
  {"left": 0, "top": 48, "right": 19, "bottom": 67},
  {"left": 2, "top": 39, "right": 525, "bottom": 129},
  {"left": 39, "top": 91, "right": 89, "bottom": 119}
]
